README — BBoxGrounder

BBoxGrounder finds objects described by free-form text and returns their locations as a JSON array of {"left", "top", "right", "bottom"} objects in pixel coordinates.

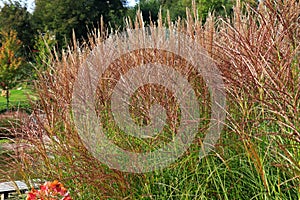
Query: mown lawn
[{"left": 0, "top": 88, "right": 36, "bottom": 112}]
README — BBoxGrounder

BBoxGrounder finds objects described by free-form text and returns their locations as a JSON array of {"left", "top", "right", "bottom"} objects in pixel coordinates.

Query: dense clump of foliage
[
  {"left": 0, "top": 0, "right": 299, "bottom": 199},
  {"left": 0, "top": 1, "right": 35, "bottom": 54},
  {"left": 33, "top": 0, "right": 127, "bottom": 48}
]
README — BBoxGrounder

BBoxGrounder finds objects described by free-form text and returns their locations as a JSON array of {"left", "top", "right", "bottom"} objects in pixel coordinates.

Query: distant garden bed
[{"left": 0, "top": 88, "right": 36, "bottom": 138}]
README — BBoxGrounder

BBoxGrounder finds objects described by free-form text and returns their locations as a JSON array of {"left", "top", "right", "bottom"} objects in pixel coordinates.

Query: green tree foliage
[
  {"left": 196, "top": 0, "right": 234, "bottom": 19},
  {"left": 33, "top": 31, "right": 56, "bottom": 72},
  {"left": 129, "top": 0, "right": 161, "bottom": 24},
  {"left": 130, "top": 0, "right": 237, "bottom": 23},
  {"left": 0, "top": 30, "right": 25, "bottom": 111},
  {"left": 33, "top": 0, "right": 127, "bottom": 48},
  {"left": 0, "top": 0, "right": 35, "bottom": 56}
]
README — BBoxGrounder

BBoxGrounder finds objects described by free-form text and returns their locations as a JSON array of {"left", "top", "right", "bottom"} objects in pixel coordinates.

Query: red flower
[{"left": 26, "top": 180, "right": 72, "bottom": 200}]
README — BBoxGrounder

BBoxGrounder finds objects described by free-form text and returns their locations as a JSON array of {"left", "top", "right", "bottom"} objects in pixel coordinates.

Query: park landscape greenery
[{"left": 0, "top": 0, "right": 299, "bottom": 199}]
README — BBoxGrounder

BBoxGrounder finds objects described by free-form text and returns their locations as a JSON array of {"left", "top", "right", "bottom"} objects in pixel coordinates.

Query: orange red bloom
[{"left": 26, "top": 180, "right": 72, "bottom": 200}]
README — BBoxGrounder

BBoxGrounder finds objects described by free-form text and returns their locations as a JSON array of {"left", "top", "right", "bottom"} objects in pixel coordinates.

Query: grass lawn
[
  {"left": 0, "top": 88, "right": 36, "bottom": 112},
  {"left": 0, "top": 139, "right": 10, "bottom": 144}
]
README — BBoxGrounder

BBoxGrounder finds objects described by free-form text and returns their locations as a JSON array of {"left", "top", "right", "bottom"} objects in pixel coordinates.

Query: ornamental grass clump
[{"left": 3, "top": 0, "right": 299, "bottom": 199}]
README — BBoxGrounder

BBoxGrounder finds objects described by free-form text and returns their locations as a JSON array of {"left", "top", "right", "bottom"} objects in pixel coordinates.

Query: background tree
[
  {"left": 0, "top": 0, "right": 35, "bottom": 58},
  {"left": 128, "top": 0, "right": 161, "bottom": 24},
  {"left": 0, "top": 30, "right": 25, "bottom": 111},
  {"left": 33, "top": 31, "right": 56, "bottom": 74},
  {"left": 129, "top": 0, "right": 240, "bottom": 23},
  {"left": 33, "top": 0, "right": 127, "bottom": 48}
]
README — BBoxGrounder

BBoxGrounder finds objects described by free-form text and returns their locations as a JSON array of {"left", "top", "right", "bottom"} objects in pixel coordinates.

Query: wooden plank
[
  {"left": 0, "top": 180, "right": 28, "bottom": 193},
  {"left": 0, "top": 180, "right": 42, "bottom": 200}
]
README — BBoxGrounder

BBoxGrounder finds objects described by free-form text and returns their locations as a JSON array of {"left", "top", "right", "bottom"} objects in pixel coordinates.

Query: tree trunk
[{"left": 6, "top": 89, "right": 9, "bottom": 112}]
